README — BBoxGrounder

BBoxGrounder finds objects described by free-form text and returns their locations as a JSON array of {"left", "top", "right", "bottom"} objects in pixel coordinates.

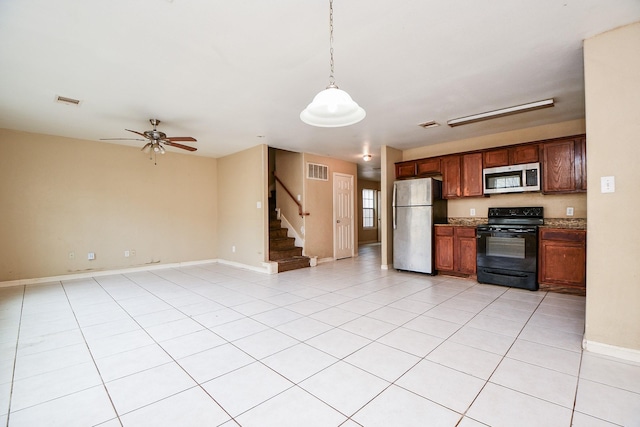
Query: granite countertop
[
  {"left": 540, "top": 218, "right": 587, "bottom": 230},
  {"left": 436, "top": 217, "right": 586, "bottom": 230}
]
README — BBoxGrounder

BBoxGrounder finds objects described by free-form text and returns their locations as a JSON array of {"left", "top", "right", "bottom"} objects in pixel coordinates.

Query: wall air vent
[
  {"left": 55, "top": 95, "right": 81, "bottom": 106},
  {"left": 307, "top": 162, "right": 328, "bottom": 181}
]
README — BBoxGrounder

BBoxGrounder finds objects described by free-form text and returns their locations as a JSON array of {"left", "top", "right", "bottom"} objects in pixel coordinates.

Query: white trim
[
  {"left": 0, "top": 258, "right": 275, "bottom": 288},
  {"left": 279, "top": 213, "right": 305, "bottom": 251},
  {"left": 583, "top": 339, "right": 640, "bottom": 363},
  {"left": 381, "top": 264, "right": 391, "bottom": 270},
  {"left": 317, "top": 257, "right": 335, "bottom": 264}
]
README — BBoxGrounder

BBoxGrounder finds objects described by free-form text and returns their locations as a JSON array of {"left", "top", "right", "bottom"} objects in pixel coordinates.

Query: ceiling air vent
[
  {"left": 307, "top": 162, "right": 328, "bottom": 181},
  {"left": 418, "top": 121, "right": 440, "bottom": 129},
  {"left": 55, "top": 95, "right": 81, "bottom": 106}
]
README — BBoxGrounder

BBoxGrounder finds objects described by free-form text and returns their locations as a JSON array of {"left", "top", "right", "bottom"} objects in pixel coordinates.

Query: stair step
[
  {"left": 276, "top": 256, "right": 311, "bottom": 273},
  {"left": 269, "top": 247, "right": 303, "bottom": 261},
  {"left": 269, "top": 219, "right": 282, "bottom": 229},
  {"left": 269, "top": 228, "right": 289, "bottom": 239},
  {"left": 270, "top": 237, "right": 296, "bottom": 250}
]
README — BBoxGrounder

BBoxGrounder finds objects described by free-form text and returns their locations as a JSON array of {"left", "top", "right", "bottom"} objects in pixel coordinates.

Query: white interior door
[{"left": 334, "top": 173, "right": 354, "bottom": 259}]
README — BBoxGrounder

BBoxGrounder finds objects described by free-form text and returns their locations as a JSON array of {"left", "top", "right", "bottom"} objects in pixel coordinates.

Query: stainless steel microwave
[{"left": 483, "top": 162, "right": 541, "bottom": 194}]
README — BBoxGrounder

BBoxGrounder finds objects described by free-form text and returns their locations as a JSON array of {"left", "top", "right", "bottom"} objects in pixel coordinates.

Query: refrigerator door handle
[{"left": 392, "top": 183, "right": 397, "bottom": 230}]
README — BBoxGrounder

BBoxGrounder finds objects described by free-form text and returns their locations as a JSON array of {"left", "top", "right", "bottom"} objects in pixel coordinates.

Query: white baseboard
[
  {"left": 583, "top": 339, "right": 640, "bottom": 363},
  {"left": 381, "top": 264, "right": 391, "bottom": 270},
  {"left": 317, "top": 257, "right": 334, "bottom": 264},
  {"left": 0, "top": 258, "right": 276, "bottom": 288}
]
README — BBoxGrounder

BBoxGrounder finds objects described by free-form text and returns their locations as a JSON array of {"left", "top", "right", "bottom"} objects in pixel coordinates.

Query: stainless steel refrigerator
[{"left": 393, "top": 178, "right": 447, "bottom": 274}]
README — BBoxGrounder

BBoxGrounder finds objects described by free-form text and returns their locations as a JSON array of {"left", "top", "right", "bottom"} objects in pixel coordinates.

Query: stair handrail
[{"left": 273, "top": 171, "right": 310, "bottom": 217}]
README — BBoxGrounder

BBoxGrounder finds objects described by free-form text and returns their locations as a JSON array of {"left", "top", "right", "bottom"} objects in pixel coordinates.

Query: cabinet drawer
[
  {"left": 539, "top": 228, "right": 586, "bottom": 242},
  {"left": 435, "top": 226, "right": 454, "bottom": 236},
  {"left": 455, "top": 227, "right": 476, "bottom": 238}
]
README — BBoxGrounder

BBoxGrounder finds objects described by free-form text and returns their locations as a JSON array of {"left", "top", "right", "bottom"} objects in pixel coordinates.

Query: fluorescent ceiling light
[{"left": 447, "top": 99, "right": 554, "bottom": 127}]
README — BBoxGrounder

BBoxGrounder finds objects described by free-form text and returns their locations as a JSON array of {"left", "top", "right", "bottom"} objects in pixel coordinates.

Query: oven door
[{"left": 476, "top": 227, "right": 539, "bottom": 290}]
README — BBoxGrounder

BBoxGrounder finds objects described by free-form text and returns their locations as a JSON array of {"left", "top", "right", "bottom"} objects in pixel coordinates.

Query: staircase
[{"left": 269, "top": 197, "right": 310, "bottom": 273}]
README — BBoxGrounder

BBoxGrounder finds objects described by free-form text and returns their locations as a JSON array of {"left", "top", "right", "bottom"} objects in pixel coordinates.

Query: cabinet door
[
  {"left": 416, "top": 158, "right": 441, "bottom": 176},
  {"left": 539, "top": 240, "right": 586, "bottom": 286},
  {"left": 483, "top": 149, "right": 509, "bottom": 168},
  {"left": 441, "top": 155, "right": 461, "bottom": 199},
  {"left": 461, "top": 153, "right": 483, "bottom": 197},
  {"left": 542, "top": 140, "right": 576, "bottom": 193},
  {"left": 435, "top": 227, "right": 454, "bottom": 271},
  {"left": 510, "top": 144, "right": 539, "bottom": 164},
  {"left": 455, "top": 227, "right": 477, "bottom": 274},
  {"left": 538, "top": 229, "right": 586, "bottom": 289},
  {"left": 395, "top": 161, "right": 416, "bottom": 179},
  {"left": 576, "top": 138, "right": 587, "bottom": 191}
]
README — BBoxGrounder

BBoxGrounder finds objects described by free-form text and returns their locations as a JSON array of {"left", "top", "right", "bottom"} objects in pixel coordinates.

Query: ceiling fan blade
[
  {"left": 141, "top": 142, "right": 152, "bottom": 152},
  {"left": 166, "top": 136, "right": 197, "bottom": 142},
  {"left": 163, "top": 141, "right": 197, "bottom": 151},
  {"left": 125, "top": 129, "right": 148, "bottom": 138},
  {"left": 100, "top": 138, "right": 146, "bottom": 141}
]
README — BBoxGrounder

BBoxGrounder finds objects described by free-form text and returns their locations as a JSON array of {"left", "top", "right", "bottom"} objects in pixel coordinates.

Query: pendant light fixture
[{"left": 300, "top": 0, "right": 365, "bottom": 127}]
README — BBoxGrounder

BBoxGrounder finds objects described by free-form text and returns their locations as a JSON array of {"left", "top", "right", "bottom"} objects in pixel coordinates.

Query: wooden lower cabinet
[
  {"left": 435, "top": 226, "right": 476, "bottom": 276},
  {"left": 538, "top": 228, "right": 586, "bottom": 295}
]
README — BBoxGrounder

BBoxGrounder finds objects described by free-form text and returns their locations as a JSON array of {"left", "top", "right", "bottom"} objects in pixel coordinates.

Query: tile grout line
[{"left": 4, "top": 285, "right": 26, "bottom": 427}]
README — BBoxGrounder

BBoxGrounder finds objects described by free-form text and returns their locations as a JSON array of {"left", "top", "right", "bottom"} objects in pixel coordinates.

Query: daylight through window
[{"left": 362, "top": 189, "right": 375, "bottom": 228}]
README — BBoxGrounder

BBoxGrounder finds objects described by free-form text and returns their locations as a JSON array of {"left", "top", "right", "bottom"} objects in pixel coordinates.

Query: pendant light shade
[
  {"left": 300, "top": 84, "right": 366, "bottom": 127},
  {"left": 300, "top": 0, "right": 365, "bottom": 127}
]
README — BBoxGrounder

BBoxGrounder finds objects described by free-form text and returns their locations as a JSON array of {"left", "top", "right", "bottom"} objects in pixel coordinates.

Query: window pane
[{"left": 362, "top": 189, "right": 375, "bottom": 228}]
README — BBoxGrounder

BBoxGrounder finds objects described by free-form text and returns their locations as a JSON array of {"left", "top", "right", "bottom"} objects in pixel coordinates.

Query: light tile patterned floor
[{"left": 1, "top": 244, "right": 639, "bottom": 426}]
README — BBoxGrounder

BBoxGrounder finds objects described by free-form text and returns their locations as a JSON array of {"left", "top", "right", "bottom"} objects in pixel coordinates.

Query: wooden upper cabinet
[
  {"left": 483, "top": 149, "right": 509, "bottom": 168},
  {"left": 484, "top": 144, "right": 539, "bottom": 168},
  {"left": 510, "top": 144, "right": 539, "bottom": 164},
  {"left": 542, "top": 138, "right": 586, "bottom": 193},
  {"left": 416, "top": 157, "right": 441, "bottom": 176},
  {"left": 461, "top": 153, "right": 483, "bottom": 197},
  {"left": 395, "top": 161, "right": 416, "bottom": 179},
  {"left": 576, "top": 137, "right": 587, "bottom": 191},
  {"left": 441, "top": 155, "right": 461, "bottom": 199}
]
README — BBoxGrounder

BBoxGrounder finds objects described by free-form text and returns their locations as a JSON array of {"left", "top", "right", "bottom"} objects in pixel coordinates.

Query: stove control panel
[{"left": 488, "top": 207, "right": 543, "bottom": 218}]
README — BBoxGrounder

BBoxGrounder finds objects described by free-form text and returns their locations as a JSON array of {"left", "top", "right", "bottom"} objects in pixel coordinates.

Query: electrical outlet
[
  {"left": 566, "top": 207, "right": 574, "bottom": 216},
  {"left": 68, "top": 252, "right": 75, "bottom": 260},
  {"left": 124, "top": 250, "right": 130, "bottom": 257},
  {"left": 470, "top": 208, "right": 476, "bottom": 216},
  {"left": 88, "top": 252, "right": 95, "bottom": 260}
]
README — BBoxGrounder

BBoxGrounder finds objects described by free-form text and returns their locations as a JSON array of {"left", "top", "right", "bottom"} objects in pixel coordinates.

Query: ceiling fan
[{"left": 101, "top": 119, "right": 197, "bottom": 160}]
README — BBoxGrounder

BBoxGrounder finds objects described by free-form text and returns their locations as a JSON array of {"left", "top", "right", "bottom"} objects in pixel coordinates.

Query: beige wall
[
  {"left": 0, "top": 129, "right": 217, "bottom": 282},
  {"left": 217, "top": 144, "right": 268, "bottom": 269},
  {"left": 357, "top": 179, "right": 381, "bottom": 243},
  {"left": 584, "top": 22, "right": 640, "bottom": 352},
  {"left": 303, "top": 153, "right": 358, "bottom": 260}
]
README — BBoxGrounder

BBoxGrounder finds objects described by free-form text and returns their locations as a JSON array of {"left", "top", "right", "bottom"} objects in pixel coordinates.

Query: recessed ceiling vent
[
  {"left": 55, "top": 95, "right": 81, "bottom": 106},
  {"left": 418, "top": 121, "right": 440, "bottom": 129}
]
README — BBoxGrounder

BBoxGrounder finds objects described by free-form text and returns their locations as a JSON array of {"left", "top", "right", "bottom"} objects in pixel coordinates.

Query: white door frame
[{"left": 333, "top": 173, "right": 355, "bottom": 259}]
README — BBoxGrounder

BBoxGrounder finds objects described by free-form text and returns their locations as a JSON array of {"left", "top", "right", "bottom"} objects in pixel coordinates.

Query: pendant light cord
[{"left": 328, "top": 0, "right": 336, "bottom": 87}]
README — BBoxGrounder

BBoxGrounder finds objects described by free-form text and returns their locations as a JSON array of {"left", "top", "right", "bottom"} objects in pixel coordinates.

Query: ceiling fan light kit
[
  {"left": 447, "top": 98, "right": 555, "bottom": 127},
  {"left": 300, "top": 0, "right": 365, "bottom": 128}
]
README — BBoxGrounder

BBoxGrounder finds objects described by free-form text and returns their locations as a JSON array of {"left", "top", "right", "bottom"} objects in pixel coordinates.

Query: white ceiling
[{"left": 1, "top": 1, "right": 639, "bottom": 180}]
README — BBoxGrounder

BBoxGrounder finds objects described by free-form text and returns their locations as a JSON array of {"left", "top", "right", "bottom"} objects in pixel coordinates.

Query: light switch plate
[
  {"left": 601, "top": 176, "right": 615, "bottom": 193},
  {"left": 566, "top": 207, "right": 574, "bottom": 216}
]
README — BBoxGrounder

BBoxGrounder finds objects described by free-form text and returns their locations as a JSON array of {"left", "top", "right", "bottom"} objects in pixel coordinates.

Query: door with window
[{"left": 334, "top": 173, "right": 354, "bottom": 259}]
